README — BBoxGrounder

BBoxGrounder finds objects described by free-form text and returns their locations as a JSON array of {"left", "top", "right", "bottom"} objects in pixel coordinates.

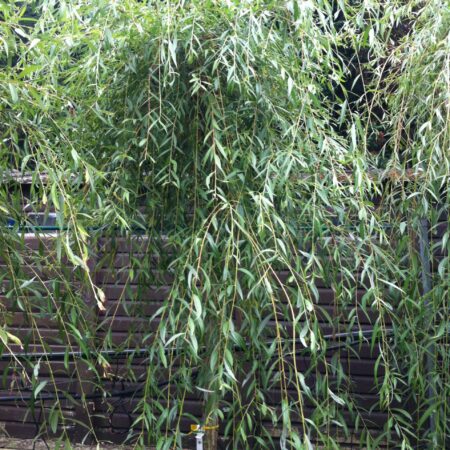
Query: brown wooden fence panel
[{"left": 0, "top": 218, "right": 447, "bottom": 448}]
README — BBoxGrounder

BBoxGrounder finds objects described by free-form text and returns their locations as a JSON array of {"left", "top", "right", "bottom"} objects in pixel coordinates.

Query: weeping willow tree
[{"left": 0, "top": 0, "right": 448, "bottom": 449}]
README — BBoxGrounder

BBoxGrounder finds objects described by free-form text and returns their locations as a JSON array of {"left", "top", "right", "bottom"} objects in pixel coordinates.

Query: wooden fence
[{"left": 0, "top": 219, "right": 446, "bottom": 448}]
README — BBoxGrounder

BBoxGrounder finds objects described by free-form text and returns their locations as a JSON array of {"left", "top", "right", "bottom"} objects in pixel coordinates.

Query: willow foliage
[{"left": 0, "top": 1, "right": 448, "bottom": 449}]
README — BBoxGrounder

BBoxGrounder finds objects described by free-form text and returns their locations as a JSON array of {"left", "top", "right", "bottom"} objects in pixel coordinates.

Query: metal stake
[{"left": 195, "top": 430, "right": 204, "bottom": 450}]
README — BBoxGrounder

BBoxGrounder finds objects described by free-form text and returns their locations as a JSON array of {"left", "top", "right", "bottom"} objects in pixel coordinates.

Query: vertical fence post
[{"left": 418, "top": 218, "right": 435, "bottom": 440}]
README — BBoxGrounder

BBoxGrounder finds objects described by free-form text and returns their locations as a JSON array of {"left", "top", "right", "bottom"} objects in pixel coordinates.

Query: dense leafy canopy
[{"left": 0, "top": 1, "right": 448, "bottom": 448}]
